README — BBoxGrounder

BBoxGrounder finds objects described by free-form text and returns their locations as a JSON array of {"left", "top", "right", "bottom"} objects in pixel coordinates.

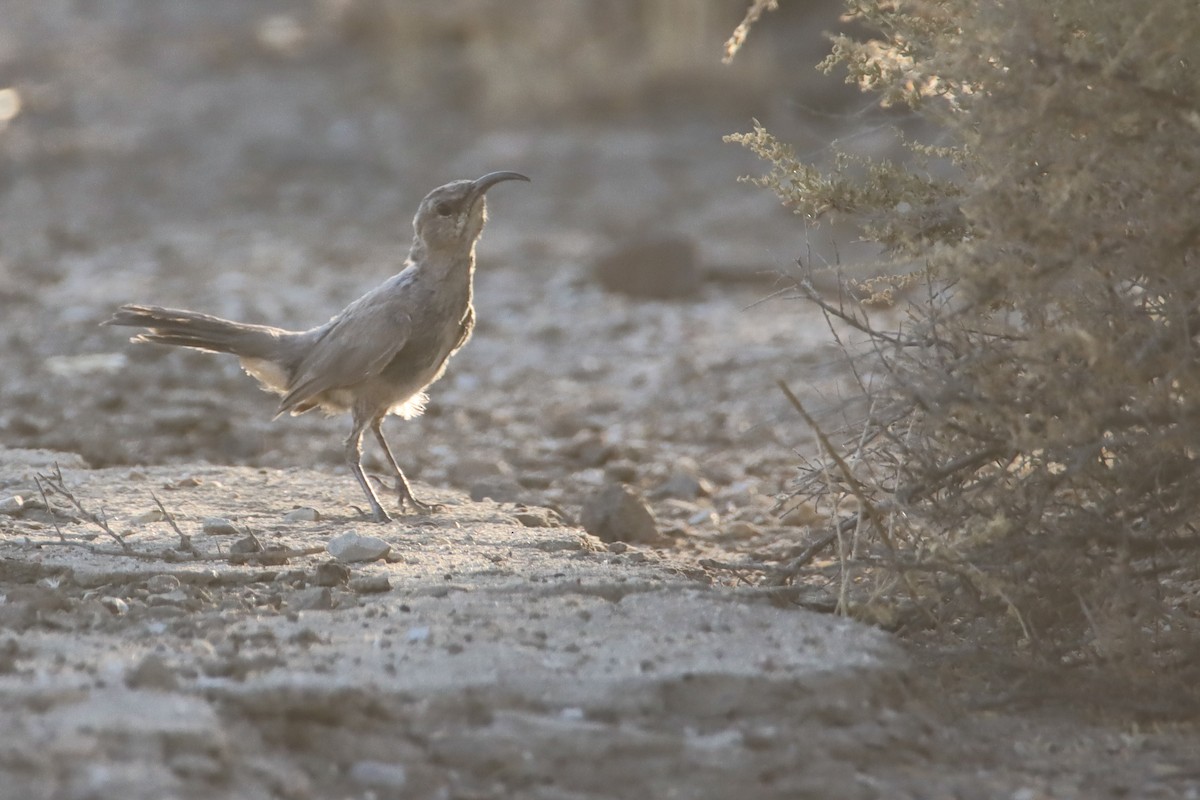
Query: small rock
[
  {"left": 125, "top": 653, "right": 179, "bottom": 691},
  {"left": 349, "top": 760, "right": 408, "bottom": 790},
  {"left": 0, "top": 496, "right": 25, "bottom": 516},
  {"left": 146, "top": 575, "right": 182, "bottom": 594},
  {"left": 201, "top": 517, "right": 239, "bottom": 536},
  {"left": 327, "top": 531, "right": 390, "bottom": 562},
  {"left": 349, "top": 575, "right": 391, "bottom": 594},
  {"left": 580, "top": 484, "right": 661, "bottom": 544},
  {"left": 514, "top": 509, "right": 554, "bottom": 528},
  {"left": 314, "top": 561, "right": 351, "bottom": 587},
  {"left": 131, "top": 509, "right": 166, "bottom": 525},
  {"left": 561, "top": 430, "right": 614, "bottom": 467},
  {"left": 229, "top": 536, "right": 262, "bottom": 555},
  {"left": 591, "top": 236, "right": 702, "bottom": 300},
  {"left": 291, "top": 586, "right": 333, "bottom": 611},
  {"left": 652, "top": 471, "right": 713, "bottom": 501},
  {"left": 532, "top": 536, "right": 585, "bottom": 552},
  {"left": 165, "top": 475, "right": 203, "bottom": 489},
  {"left": 284, "top": 507, "right": 320, "bottom": 522},
  {"left": 99, "top": 596, "right": 129, "bottom": 615}
]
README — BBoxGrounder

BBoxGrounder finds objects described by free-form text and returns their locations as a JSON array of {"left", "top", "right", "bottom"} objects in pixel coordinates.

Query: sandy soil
[
  {"left": 0, "top": 3, "right": 1198, "bottom": 798},
  {"left": 3, "top": 451, "right": 1199, "bottom": 799}
]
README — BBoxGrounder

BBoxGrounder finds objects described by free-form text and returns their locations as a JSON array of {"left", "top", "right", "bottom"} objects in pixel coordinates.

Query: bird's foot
[
  {"left": 400, "top": 495, "right": 445, "bottom": 515},
  {"left": 369, "top": 475, "right": 444, "bottom": 515}
]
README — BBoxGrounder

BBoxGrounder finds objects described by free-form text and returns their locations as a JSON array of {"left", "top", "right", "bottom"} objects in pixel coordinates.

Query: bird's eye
[{"left": 434, "top": 202, "right": 453, "bottom": 217}]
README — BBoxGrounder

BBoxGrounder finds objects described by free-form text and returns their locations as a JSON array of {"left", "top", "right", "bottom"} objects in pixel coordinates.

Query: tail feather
[{"left": 103, "top": 304, "right": 289, "bottom": 361}]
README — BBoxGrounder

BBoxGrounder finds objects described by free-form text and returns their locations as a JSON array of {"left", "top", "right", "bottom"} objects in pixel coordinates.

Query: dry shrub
[{"left": 730, "top": 0, "right": 1200, "bottom": 662}]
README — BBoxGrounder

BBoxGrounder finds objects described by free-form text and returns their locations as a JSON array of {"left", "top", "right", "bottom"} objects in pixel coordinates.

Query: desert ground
[{"left": 0, "top": 3, "right": 1197, "bottom": 798}]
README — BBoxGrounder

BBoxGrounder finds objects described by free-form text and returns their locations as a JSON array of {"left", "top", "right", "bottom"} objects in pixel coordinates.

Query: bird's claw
[
  {"left": 400, "top": 496, "right": 444, "bottom": 515},
  {"left": 369, "top": 475, "right": 443, "bottom": 515}
]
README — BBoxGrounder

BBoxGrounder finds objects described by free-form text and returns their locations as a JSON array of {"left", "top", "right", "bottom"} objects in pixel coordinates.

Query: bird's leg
[
  {"left": 346, "top": 421, "right": 391, "bottom": 523},
  {"left": 371, "top": 419, "right": 440, "bottom": 514}
]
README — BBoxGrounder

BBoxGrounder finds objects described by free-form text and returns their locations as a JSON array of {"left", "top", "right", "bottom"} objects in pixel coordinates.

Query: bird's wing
[{"left": 278, "top": 290, "right": 413, "bottom": 413}]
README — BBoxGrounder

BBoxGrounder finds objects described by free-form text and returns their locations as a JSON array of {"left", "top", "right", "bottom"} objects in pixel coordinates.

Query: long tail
[{"left": 102, "top": 304, "right": 289, "bottom": 361}]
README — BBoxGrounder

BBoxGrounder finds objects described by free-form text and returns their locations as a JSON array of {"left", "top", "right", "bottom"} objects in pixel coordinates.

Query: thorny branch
[
  {"left": 22, "top": 465, "right": 323, "bottom": 566},
  {"left": 38, "top": 463, "right": 131, "bottom": 553}
]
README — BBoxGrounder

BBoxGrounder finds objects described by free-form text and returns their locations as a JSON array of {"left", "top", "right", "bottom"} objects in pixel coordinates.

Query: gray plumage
[{"left": 104, "top": 171, "right": 529, "bottom": 522}]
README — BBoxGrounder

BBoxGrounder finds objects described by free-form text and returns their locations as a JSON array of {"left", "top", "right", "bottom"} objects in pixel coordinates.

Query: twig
[
  {"left": 150, "top": 491, "right": 193, "bottom": 553},
  {"left": 797, "top": 278, "right": 908, "bottom": 346},
  {"left": 31, "top": 540, "right": 173, "bottom": 560},
  {"left": 25, "top": 466, "right": 322, "bottom": 566},
  {"left": 777, "top": 381, "right": 939, "bottom": 625},
  {"left": 32, "top": 474, "right": 65, "bottom": 542},
  {"left": 766, "top": 516, "right": 856, "bottom": 585},
  {"left": 38, "top": 464, "right": 132, "bottom": 553},
  {"left": 30, "top": 536, "right": 99, "bottom": 552},
  {"left": 699, "top": 558, "right": 774, "bottom": 574},
  {"left": 777, "top": 381, "right": 892, "bottom": 546}
]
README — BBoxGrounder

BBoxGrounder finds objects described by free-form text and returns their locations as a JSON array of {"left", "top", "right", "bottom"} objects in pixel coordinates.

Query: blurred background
[
  {"left": 0, "top": 0, "right": 897, "bottom": 531},
  {"left": 0, "top": 0, "right": 870, "bottom": 263}
]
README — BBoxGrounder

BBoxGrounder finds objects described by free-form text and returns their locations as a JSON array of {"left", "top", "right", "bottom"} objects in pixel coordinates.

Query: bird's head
[{"left": 413, "top": 171, "right": 529, "bottom": 255}]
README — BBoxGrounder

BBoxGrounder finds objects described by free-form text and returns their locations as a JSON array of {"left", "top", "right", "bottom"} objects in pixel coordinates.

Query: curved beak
[{"left": 471, "top": 171, "right": 531, "bottom": 197}]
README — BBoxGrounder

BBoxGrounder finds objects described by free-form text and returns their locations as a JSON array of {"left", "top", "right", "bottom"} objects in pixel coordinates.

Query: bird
[{"left": 103, "top": 171, "right": 529, "bottom": 522}]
